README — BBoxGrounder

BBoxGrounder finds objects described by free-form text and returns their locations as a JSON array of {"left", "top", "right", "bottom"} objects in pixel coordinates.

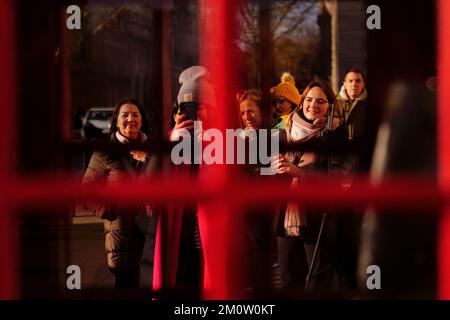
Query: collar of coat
[
  {"left": 115, "top": 131, "right": 148, "bottom": 144},
  {"left": 338, "top": 85, "right": 368, "bottom": 102}
]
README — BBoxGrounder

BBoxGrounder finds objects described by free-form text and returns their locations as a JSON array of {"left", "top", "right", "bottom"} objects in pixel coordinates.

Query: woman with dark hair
[
  {"left": 274, "top": 79, "right": 349, "bottom": 292},
  {"left": 82, "top": 98, "right": 158, "bottom": 289},
  {"left": 109, "top": 98, "right": 151, "bottom": 138}
]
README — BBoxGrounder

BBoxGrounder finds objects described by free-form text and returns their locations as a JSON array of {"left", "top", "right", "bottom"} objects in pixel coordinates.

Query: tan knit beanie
[{"left": 270, "top": 72, "right": 301, "bottom": 106}]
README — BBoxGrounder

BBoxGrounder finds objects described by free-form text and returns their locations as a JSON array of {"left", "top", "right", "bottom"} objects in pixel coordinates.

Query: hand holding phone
[
  {"left": 169, "top": 112, "right": 195, "bottom": 141},
  {"left": 178, "top": 102, "right": 197, "bottom": 122}
]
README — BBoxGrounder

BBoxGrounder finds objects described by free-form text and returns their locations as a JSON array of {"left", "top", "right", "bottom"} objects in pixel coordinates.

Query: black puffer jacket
[{"left": 82, "top": 134, "right": 157, "bottom": 274}]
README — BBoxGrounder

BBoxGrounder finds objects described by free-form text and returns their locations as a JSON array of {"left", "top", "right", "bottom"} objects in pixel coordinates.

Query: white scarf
[
  {"left": 290, "top": 112, "right": 316, "bottom": 141},
  {"left": 338, "top": 85, "right": 367, "bottom": 102},
  {"left": 115, "top": 131, "right": 148, "bottom": 144},
  {"left": 115, "top": 131, "right": 149, "bottom": 163},
  {"left": 284, "top": 113, "right": 322, "bottom": 237}
]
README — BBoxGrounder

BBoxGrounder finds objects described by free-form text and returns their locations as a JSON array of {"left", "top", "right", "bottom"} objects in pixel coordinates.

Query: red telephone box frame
[{"left": 0, "top": 0, "right": 448, "bottom": 299}]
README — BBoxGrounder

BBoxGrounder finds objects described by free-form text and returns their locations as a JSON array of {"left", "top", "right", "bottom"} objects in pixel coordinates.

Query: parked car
[{"left": 81, "top": 107, "right": 115, "bottom": 139}]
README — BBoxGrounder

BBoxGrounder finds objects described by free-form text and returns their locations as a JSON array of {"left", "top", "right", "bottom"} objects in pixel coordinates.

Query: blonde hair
[{"left": 236, "top": 89, "right": 263, "bottom": 129}]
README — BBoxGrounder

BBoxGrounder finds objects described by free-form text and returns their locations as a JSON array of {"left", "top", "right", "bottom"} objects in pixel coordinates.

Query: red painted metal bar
[
  {"left": 0, "top": 0, "right": 441, "bottom": 300},
  {"left": 0, "top": 0, "right": 20, "bottom": 299},
  {"left": 8, "top": 175, "right": 444, "bottom": 210},
  {"left": 60, "top": 7, "right": 72, "bottom": 141},
  {"left": 438, "top": 0, "right": 450, "bottom": 300},
  {"left": 199, "top": 0, "right": 244, "bottom": 299}
]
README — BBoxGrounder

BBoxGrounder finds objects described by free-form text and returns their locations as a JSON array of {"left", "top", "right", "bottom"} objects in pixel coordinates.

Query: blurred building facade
[
  {"left": 70, "top": 1, "right": 199, "bottom": 129},
  {"left": 324, "top": 0, "right": 367, "bottom": 92}
]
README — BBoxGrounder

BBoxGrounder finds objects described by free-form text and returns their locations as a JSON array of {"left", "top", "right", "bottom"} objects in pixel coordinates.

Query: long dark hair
[
  {"left": 299, "top": 79, "right": 337, "bottom": 108},
  {"left": 170, "top": 101, "right": 179, "bottom": 129},
  {"left": 109, "top": 98, "right": 151, "bottom": 138}
]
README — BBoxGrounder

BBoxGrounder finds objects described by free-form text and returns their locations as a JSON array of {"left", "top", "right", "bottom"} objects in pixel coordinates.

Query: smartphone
[{"left": 178, "top": 101, "right": 197, "bottom": 122}]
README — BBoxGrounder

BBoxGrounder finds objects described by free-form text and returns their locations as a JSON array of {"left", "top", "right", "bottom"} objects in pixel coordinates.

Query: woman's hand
[
  {"left": 130, "top": 150, "right": 148, "bottom": 162},
  {"left": 273, "top": 155, "right": 303, "bottom": 177},
  {"left": 169, "top": 114, "right": 194, "bottom": 141}
]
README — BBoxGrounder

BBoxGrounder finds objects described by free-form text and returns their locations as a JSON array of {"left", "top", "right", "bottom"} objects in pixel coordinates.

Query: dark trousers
[
  {"left": 245, "top": 212, "right": 275, "bottom": 293},
  {"left": 277, "top": 235, "right": 339, "bottom": 292},
  {"left": 277, "top": 237, "right": 309, "bottom": 290},
  {"left": 115, "top": 272, "right": 140, "bottom": 289},
  {"left": 176, "top": 208, "right": 203, "bottom": 297}
]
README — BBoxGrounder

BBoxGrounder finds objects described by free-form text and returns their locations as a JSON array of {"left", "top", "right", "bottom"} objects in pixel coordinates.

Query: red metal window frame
[
  {"left": 438, "top": 0, "right": 450, "bottom": 300},
  {"left": 0, "top": 0, "right": 448, "bottom": 299},
  {"left": 0, "top": 0, "right": 19, "bottom": 300}
]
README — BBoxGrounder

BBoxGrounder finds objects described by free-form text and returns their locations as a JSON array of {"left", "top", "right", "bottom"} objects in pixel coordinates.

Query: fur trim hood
[{"left": 338, "top": 85, "right": 367, "bottom": 101}]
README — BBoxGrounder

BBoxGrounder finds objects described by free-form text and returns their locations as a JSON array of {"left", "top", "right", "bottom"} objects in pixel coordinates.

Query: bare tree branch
[
  {"left": 272, "top": 3, "right": 315, "bottom": 43},
  {"left": 239, "top": 2, "right": 260, "bottom": 49},
  {"left": 270, "top": 1, "right": 295, "bottom": 34}
]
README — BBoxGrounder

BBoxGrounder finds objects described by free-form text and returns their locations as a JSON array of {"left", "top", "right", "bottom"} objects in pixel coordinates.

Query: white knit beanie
[{"left": 177, "top": 66, "right": 216, "bottom": 107}]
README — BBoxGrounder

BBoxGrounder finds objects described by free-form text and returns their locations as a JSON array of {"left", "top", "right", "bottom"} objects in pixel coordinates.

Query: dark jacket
[
  {"left": 337, "top": 87, "right": 375, "bottom": 171},
  {"left": 337, "top": 86, "right": 368, "bottom": 142},
  {"left": 275, "top": 129, "right": 351, "bottom": 242},
  {"left": 275, "top": 114, "right": 353, "bottom": 290}
]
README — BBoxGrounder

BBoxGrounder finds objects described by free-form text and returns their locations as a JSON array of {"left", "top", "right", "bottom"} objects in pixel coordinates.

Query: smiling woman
[
  {"left": 116, "top": 104, "right": 142, "bottom": 140},
  {"left": 302, "top": 87, "right": 330, "bottom": 121},
  {"left": 109, "top": 99, "right": 151, "bottom": 142},
  {"left": 82, "top": 98, "right": 157, "bottom": 289},
  {"left": 274, "top": 79, "right": 348, "bottom": 290}
]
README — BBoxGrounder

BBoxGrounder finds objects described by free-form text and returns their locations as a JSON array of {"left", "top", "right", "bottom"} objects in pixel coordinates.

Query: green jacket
[
  {"left": 336, "top": 86, "right": 368, "bottom": 143},
  {"left": 336, "top": 86, "right": 377, "bottom": 172}
]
